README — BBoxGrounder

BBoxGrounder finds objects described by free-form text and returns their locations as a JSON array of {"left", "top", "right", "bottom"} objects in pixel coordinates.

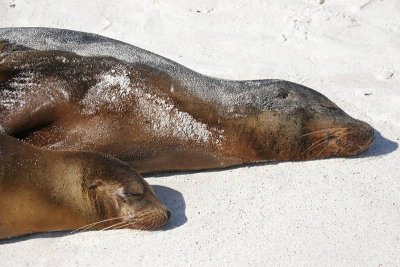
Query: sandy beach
[{"left": 0, "top": 0, "right": 399, "bottom": 265}]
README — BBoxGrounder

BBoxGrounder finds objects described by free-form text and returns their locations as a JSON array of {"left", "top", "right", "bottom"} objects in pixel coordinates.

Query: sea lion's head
[
  {"left": 83, "top": 154, "right": 171, "bottom": 231},
  {"left": 230, "top": 80, "right": 374, "bottom": 160}
]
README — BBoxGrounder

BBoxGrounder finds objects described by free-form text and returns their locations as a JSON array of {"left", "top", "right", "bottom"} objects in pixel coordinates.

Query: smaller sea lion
[{"left": 0, "top": 134, "right": 170, "bottom": 239}]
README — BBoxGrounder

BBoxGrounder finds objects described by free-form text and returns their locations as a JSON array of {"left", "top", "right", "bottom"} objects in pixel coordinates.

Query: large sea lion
[
  {"left": 0, "top": 134, "right": 170, "bottom": 239},
  {"left": 0, "top": 28, "right": 374, "bottom": 173}
]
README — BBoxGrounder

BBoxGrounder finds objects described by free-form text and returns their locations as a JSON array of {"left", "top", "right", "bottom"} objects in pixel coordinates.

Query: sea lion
[
  {"left": 0, "top": 28, "right": 374, "bottom": 173},
  {"left": 0, "top": 134, "right": 171, "bottom": 239}
]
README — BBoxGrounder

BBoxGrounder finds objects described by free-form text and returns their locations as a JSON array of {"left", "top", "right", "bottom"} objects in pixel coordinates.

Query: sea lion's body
[
  {"left": 0, "top": 28, "right": 374, "bottom": 173},
  {"left": 0, "top": 134, "right": 170, "bottom": 239}
]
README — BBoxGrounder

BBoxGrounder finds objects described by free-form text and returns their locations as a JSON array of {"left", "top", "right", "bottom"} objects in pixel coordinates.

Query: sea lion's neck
[
  {"left": 51, "top": 151, "right": 98, "bottom": 217},
  {"left": 0, "top": 148, "right": 95, "bottom": 239}
]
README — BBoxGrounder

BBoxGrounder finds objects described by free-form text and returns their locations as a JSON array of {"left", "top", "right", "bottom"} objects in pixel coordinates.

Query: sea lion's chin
[{"left": 301, "top": 119, "right": 375, "bottom": 160}]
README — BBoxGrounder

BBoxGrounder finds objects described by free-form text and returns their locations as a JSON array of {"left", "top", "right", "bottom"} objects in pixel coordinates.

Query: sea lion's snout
[
  {"left": 336, "top": 121, "right": 374, "bottom": 156},
  {"left": 345, "top": 121, "right": 375, "bottom": 154},
  {"left": 126, "top": 188, "right": 171, "bottom": 230},
  {"left": 302, "top": 119, "right": 375, "bottom": 159},
  {"left": 114, "top": 182, "right": 171, "bottom": 231}
]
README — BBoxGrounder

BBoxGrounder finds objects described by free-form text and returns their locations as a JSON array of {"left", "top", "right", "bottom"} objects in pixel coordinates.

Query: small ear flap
[{"left": 87, "top": 179, "right": 104, "bottom": 190}]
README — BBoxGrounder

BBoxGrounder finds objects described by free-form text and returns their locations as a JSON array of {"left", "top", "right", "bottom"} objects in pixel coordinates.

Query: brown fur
[
  {"left": 0, "top": 135, "right": 170, "bottom": 239},
  {"left": 0, "top": 47, "right": 374, "bottom": 173}
]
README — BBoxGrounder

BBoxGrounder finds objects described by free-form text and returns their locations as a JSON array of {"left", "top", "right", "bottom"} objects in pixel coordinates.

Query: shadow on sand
[
  {"left": 153, "top": 185, "right": 187, "bottom": 230},
  {"left": 357, "top": 129, "right": 398, "bottom": 158},
  {"left": 0, "top": 231, "right": 69, "bottom": 245},
  {"left": 0, "top": 185, "right": 186, "bottom": 244}
]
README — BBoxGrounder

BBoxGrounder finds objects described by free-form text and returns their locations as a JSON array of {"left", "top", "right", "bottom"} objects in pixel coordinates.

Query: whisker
[
  {"left": 335, "top": 143, "right": 346, "bottom": 154},
  {"left": 299, "top": 127, "right": 347, "bottom": 137},
  {"left": 142, "top": 223, "right": 152, "bottom": 231},
  {"left": 101, "top": 221, "right": 129, "bottom": 231},
  {"left": 316, "top": 135, "right": 342, "bottom": 157},
  {"left": 339, "top": 144, "right": 352, "bottom": 155},
  {"left": 316, "top": 130, "right": 355, "bottom": 158},
  {"left": 113, "top": 221, "right": 139, "bottom": 230},
  {"left": 147, "top": 216, "right": 159, "bottom": 231},
  {"left": 304, "top": 134, "right": 336, "bottom": 153},
  {"left": 70, "top": 216, "right": 126, "bottom": 234},
  {"left": 334, "top": 133, "right": 353, "bottom": 154},
  {"left": 145, "top": 219, "right": 154, "bottom": 231},
  {"left": 302, "top": 136, "right": 336, "bottom": 158}
]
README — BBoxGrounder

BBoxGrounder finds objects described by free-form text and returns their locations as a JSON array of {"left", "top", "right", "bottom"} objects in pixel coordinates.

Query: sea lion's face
[
  {"left": 266, "top": 83, "right": 374, "bottom": 159},
  {"left": 87, "top": 166, "right": 170, "bottom": 231},
  {"left": 255, "top": 83, "right": 375, "bottom": 160}
]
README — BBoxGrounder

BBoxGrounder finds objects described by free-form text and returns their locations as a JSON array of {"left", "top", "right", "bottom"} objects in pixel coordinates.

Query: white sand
[{"left": 1, "top": 0, "right": 399, "bottom": 265}]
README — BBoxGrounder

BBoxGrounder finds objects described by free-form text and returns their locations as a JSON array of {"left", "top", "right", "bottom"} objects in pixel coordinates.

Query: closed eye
[
  {"left": 124, "top": 192, "right": 143, "bottom": 198},
  {"left": 320, "top": 104, "right": 339, "bottom": 111}
]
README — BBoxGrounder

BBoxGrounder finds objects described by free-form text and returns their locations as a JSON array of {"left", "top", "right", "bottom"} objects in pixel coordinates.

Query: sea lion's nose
[
  {"left": 166, "top": 210, "right": 171, "bottom": 220},
  {"left": 360, "top": 122, "right": 375, "bottom": 144}
]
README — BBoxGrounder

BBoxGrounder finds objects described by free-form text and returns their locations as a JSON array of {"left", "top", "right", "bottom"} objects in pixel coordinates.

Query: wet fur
[{"left": 0, "top": 28, "right": 374, "bottom": 173}]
